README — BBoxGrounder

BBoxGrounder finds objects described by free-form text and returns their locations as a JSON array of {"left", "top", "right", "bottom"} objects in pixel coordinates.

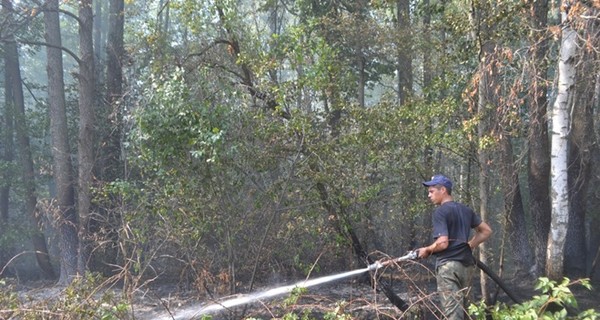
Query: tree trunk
[
  {"left": 88, "top": 0, "right": 125, "bottom": 275},
  {"left": 358, "top": 55, "right": 366, "bottom": 107},
  {"left": 498, "top": 135, "right": 534, "bottom": 278},
  {"left": 77, "top": 0, "right": 96, "bottom": 274},
  {"left": 476, "top": 39, "right": 498, "bottom": 303},
  {"left": 565, "top": 8, "right": 600, "bottom": 278},
  {"left": 44, "top": 0, "right": 79, "bottom": 284},
  {"left": 315, "top": 181, "right": 410, "bottom": 311},
  {"left": 589, "top": 116, "right": 600, "bottom": 281},
  {"left": 527, "top": 0, "right": 551, "bottom": 278},
  {"left": 547, "top": 5, "right": 576, "bottom": 279},
  {"left": 396, "top": 0, "right": 412, "bottom": 104},
  {"left": 1, "top": 6, "right": 16, "bottom": 272},
  {"left": 422, "top": 0, "right": 433, "bottom": 93},
  {"left": 565, "top": 89, "right": 592, "bottom": 278},
  {"left": 469, "top": 0, "right": 499, "bottom": 300},
  {"left": 101, "top": 0, "right": 125, "bottom": 182},
  {"left": 93, "top": 0, "right": 104, "bottom": 62},
  {"left": 4, "top": 0, "right": 56, "bottom": 279},
  {"left": 588, "top": 71, "right": 600, "bottom": 282}
]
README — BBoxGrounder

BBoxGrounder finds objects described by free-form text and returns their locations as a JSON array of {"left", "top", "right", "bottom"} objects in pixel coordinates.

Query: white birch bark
[{"left": 547, "top": 8, "right": 576, "bottom": 279}]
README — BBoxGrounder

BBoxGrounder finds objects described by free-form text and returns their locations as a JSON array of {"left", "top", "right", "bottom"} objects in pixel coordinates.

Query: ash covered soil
[{"left": 7, "top": 270, "right": 600, "bottom": 320}]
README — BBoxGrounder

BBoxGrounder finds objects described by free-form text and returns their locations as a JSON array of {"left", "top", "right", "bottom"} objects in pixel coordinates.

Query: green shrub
[{"left": 469, "top": 277, "right": 599, "bottom": 320}]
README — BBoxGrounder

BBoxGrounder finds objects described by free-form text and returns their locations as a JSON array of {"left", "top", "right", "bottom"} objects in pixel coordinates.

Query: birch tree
[{"left": 547, "top": 2, "right": 576, "bottom": 279}]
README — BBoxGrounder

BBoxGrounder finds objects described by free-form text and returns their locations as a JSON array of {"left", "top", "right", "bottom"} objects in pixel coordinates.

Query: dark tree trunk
[
  {"left": 1, "top": 5, "right": 16, "bottom": 272},
  {"left": 565, "top": 9, "right": 600, "bottom": 277},
  {"left": 4, "top": 0, "right": 56, "bottom": 279},
  {"left": 44, "top": 0, "right": 79, "bottom": 284},
  {"left": 527, "top": 0, "right": 551, "bottom": 277},
  {"left": 101, "top": 0, "right": 125, "bottom": 182},
  {"left": 94, "top": 0, "right": 104, "bottom": 62},
  {"left": 589, "top": 70, "right": 600, "bottom": 282},
  {"left": 88, "top": 0, "right": 125, "bottom": 275},
  {"left": 76, "top": 0, "right": 96, "bottom": 274},
  {"left": 589, "top": 123, "right": 600, "bottom": 281},
  {"left": 498, "top": 135, "right": 535, "bottom": 278}
]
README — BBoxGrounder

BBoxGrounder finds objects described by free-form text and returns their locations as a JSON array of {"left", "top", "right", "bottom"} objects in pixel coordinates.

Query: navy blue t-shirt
[{"left": 431, "top": 201, "right": 482, "bottom": 267}]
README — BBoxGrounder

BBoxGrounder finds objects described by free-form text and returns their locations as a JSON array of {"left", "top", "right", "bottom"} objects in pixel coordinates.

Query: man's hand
[
  {"left": 417, "top": 247, "right": 432, "bottom": 259},
  {"left": 379, "top": 259, "right": 392, "bottom": 267},
  {"left": 418, "top": 236, "right": 449, "bottom": 259},
  {"left": 377, "top": 250, "right": 420, "bottom": 266},
  {"left": 469, "top": 221, "right": 492, "bottom": 249},
  {"left": 374, "top": 256, "right": 395, "bottom": 267}
]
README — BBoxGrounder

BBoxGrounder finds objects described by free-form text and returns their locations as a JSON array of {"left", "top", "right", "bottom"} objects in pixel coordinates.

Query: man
[{"left": 417, "top": 174, "right": 492, "bottom": 320}]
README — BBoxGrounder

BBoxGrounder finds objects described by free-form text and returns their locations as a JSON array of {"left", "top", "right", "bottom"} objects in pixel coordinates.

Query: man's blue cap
[{"left": 422, "top": 174, "right": 453, "bottom": 189}]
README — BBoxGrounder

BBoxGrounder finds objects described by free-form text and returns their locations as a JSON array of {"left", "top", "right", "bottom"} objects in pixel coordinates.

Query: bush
[{"left": 469, "top": 277, "right": 599, "bottom": 320}]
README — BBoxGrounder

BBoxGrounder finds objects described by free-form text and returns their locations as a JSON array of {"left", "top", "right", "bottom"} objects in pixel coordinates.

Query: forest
[{"left": 1, "top": 0, "right": 600, "bottom": 319}]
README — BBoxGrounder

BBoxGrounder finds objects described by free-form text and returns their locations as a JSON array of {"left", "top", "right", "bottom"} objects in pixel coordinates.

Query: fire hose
[{"left": 371, "top": 250, "right": 521, "bottom": 306}]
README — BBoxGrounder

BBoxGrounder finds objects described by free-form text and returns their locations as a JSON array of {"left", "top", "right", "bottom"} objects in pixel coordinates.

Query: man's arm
[
  {"left": 468, "top": 221, "right": 492, "bottom": 249},
  {"left": 418, "top": 236, "right": 449, "bottom": 259}
]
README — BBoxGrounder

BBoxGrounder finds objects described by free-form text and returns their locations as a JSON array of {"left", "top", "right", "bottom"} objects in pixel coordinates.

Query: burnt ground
[
  {"left": 4, "top": 269, "right": 600, "bottom": 320},
  {"left": 132, "top": 270, "right": 600, "bottom": 320}
]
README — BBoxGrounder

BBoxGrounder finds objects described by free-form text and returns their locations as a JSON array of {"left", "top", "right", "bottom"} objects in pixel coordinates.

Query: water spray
[{"left": 157, "top": 251, "right": 418, "bottom": 320}]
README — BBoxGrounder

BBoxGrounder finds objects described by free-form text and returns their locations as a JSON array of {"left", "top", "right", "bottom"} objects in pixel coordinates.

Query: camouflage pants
[{"left": 436, "top": 261, "right": 475, "bottom": 320}]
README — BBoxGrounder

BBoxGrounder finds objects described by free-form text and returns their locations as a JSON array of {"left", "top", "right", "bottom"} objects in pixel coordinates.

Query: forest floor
[
  {"left": 5, "top": 270, "right": 600, "bottom": 320},
  {"left": 132, "top": 275, "right": 600, "bottom": 320}
]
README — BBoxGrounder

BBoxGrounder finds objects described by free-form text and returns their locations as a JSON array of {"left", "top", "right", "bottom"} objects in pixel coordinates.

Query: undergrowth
[
  {"left": 1, "top": 276, "right": 597, "bottom": 319},
  {"left": 241, "top": 277, "right": 599, "bottom": 320},
  {"left": 469, "top": 277, "right": 599, "bottom": 320},
  {"left": 0, "top": 273, "right": 129, "bottom": 320}
]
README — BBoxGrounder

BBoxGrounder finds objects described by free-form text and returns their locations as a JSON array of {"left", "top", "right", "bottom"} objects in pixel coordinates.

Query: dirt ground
[{"left": 5, "top": 271, "right": 600, "bottom": 320}]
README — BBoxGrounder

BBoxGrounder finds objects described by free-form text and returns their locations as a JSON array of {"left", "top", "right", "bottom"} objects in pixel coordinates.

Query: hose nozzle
[{"left": 396, "top": 250, "right": 419, "bottom": 262}]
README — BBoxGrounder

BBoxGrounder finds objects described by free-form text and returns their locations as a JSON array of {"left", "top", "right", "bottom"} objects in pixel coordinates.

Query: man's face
[{"left": 427, "top": 186, "right": 444, "bottom": 205}]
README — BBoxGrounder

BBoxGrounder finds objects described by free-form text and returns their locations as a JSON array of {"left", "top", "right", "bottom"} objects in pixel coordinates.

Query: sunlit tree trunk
[
  {"left": 76, "top": 0, "right": 96, "bottom": 274},
  {"left": 476, "top": 48, "right": 494, "bottom": 302},
  {"left": 526, "top": 0, "right": 551, "bottom": 277},
  {"left": 44, "top": 0, "right": 79, "bottom": 284},
  {"left": 547, "top": 5, "right": 575, "bottom": 279}
]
